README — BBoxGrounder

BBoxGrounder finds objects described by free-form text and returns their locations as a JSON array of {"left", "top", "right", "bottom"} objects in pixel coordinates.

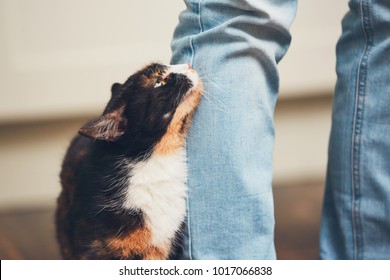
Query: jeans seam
[
  {"left": 189, "top": 0, "right": 204, "bottom": 67},
  {"left": 352, "top": 0, "right": 373, "bottom": 260}
]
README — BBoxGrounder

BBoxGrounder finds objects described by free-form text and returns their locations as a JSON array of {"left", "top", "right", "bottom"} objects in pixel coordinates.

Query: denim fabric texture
[
  {"left": 321, "top": 0, "right": 390, "bottom": 260},
  {"left": 171, "top": 0, "right": 390, "bottom": 260}
]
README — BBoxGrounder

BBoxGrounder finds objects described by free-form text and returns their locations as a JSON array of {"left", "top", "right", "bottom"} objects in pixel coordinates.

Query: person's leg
[
  {"left": 171, "top": 0, "right": 297, "bottom": 259},
  {"left": 321, "top": 0, "right": 390, "bottom": 259}
]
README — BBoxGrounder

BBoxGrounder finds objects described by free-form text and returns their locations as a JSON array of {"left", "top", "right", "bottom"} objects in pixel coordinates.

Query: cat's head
[{"left": 79, "top": 63, "right": 202, "bottom": 155}]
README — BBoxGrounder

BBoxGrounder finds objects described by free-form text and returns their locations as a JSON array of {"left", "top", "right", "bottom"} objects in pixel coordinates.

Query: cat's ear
[
  {"left": 79, "top": 107, "right": 127, "bottom": 142},
  {"left": 111, "top": 83, "right": 122, "bottom": 96}
]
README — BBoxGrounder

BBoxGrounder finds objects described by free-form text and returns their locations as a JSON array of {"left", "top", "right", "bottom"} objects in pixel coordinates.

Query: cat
[{"left": 56, "top": 63, "right": 203, "bottom": 259}]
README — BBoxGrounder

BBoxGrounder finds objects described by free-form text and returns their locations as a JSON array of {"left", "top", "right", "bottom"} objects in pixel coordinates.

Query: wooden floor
[{"left": 0, "top": 182, "right": 324, "bottom": 260}]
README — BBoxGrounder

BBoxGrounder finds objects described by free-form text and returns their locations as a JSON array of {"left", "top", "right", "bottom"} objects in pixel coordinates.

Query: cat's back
[
  {"left": 56, "top": 134, "right": 93, "bottom": 258},
  {"left": 60, "top": 135, "right": 92, "bottom": 186}
]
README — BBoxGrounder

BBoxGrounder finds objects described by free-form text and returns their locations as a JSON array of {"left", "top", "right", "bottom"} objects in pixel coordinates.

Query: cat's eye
[{"left": 154, "top": 79, "right": 167, "bottom": 88}]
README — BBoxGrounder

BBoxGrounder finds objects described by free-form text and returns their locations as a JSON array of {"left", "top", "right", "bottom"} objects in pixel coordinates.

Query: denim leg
[
  {"left": 171, "top": 0, "right": 297, "bottom": 259},
  {"left": 321, "top": 0, "right": 390, "bottom": 259}
]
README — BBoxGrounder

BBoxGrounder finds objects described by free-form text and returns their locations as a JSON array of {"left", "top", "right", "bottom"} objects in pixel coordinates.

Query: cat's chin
[
  {"left": 168, "top": 64, "right": 199, "bottom": 89},
  {"left": 182, "top": 84, "right": 201, "bottom": 103},
  {"left": 186, "top": 69, "right": 199, "bottom": 91}
]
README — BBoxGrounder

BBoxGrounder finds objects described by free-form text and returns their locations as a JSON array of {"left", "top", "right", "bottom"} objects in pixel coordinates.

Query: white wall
[
  {"left": 0, "top": 0, "right": 185, "bottom": 124},
  {"left": 0, "top": 0, "right": 348, "bottom": 210}
]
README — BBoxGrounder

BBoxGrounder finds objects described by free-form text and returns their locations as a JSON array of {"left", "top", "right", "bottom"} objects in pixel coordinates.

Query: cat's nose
[
  {"left": 184, "top": 64, "right": 194, "bottom": 73},
  {"left": 181, "top": 64, "right": 191, "bottom": 71}
]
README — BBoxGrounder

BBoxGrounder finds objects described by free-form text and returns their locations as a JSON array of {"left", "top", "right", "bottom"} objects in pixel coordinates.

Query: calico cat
[{"left": 56, "top": 63, "right": 202, "bottom": 260}]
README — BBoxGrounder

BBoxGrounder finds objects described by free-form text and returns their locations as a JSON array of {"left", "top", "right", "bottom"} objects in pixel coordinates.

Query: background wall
[{"left": 0, "top": 0, "right": 348, "bottom": 210}]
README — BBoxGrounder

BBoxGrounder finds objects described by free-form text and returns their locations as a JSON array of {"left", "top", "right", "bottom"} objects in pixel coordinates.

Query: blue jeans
[
  {"left": 171, "top": 0, "right": 390, "bottom": 259},
  {"left": 320, "top": 0, "right": 390, "bottom": 259}
]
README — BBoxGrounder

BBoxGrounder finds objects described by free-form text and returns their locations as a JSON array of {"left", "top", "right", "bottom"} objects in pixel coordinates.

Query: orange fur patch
[
  {"left": 154, "top": 83, "right": 203, "bottom": 155},
  {"left": 107, "top": 226, "right": 151, "bottom": 257},
  {"left": 143, "top": 244, "right": 170, "bottom": 260},
  {"left": 153, "top": 117, "right": 188, "bottom": 155},
  {"left": 106, "top": 226, "right": 171, "bottom": 259}
]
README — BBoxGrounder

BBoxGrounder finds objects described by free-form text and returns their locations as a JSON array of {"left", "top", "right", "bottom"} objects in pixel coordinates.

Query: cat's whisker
[
  {"left": 199, "top": 74, "right": 226, "bottom": 92},
  {"left": 95, "top": 204, "right": 109, "bottom": 216},
  {"left": 192, "top": 71, "right": 230, "bottom": 112},
  {"left": 193, "top": 65, "right": 216, "bottom": 77},
  {"left": 198, "top": 88, "right": 229, "bottom": 113},
  {"left": 115, "top": 225, "right": 126, "bottom": 239}
]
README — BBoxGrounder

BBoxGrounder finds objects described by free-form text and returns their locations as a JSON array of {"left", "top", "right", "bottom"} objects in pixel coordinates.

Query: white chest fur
[{"left": 123, "top": 149, "right": 188, "bottom": 246}]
